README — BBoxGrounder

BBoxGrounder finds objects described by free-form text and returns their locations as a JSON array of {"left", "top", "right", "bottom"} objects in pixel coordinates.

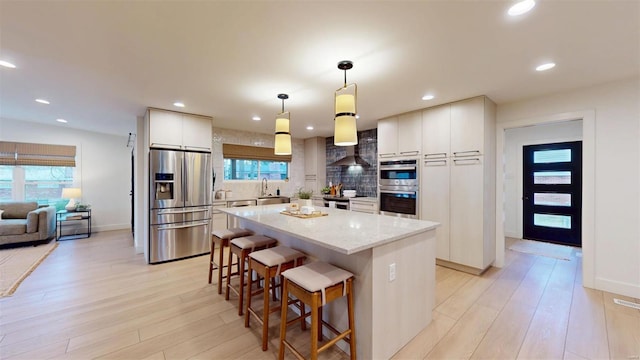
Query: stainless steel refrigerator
[{"left": 148, "top": 149, "right": 211, "bottom": 263}]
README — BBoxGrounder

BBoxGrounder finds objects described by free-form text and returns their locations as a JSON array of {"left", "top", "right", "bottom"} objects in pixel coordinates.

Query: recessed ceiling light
[
  {"left": 0, "top": 60, "right": 16, "bottom": 68},
  {"left": 35, "top": 99, "right": 50, "bottom": 104},
  {"left": 536, "top": 62, "right": 556, "bottom": 71},
  {"left": 355, "top": 115, "right": 360, "bottom": 119},
  {"left": 306, "top": 126, "right": 314, "bottom": 130},
  {"left": 422, "top": 94, "right": 435, "bottom": 101},
  {"left": 56, "top": 118, "right": 68, "bottom": 123},
  {"left": 252, "top": 116, "right": 261, "bottom": 121},
  {"left": 173, "top": 102, "right": 185, "bottom": 108},
  {"left": 508, "top": 0, "right": 535, "bottom": 16}
]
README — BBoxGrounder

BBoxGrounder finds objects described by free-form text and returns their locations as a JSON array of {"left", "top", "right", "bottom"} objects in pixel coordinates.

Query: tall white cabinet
[
  {"left": 304, "top": 137, "right": 326, "bottom": 194},
  {"left": 420, "top": 96, "right": 496, "bottom": 273},
  {"left": 377, "top": 112, "right": 422, "bottom": 158}
]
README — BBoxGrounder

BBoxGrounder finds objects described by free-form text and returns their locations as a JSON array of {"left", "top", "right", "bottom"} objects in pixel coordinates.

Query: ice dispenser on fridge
[{"left": 154, "top": 173, "right": 175, "bottom": 200}]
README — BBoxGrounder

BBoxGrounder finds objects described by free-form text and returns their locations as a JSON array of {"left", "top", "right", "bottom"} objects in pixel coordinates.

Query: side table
[{"left": 56, "top": 209, "right": 92, "bottom": 241}]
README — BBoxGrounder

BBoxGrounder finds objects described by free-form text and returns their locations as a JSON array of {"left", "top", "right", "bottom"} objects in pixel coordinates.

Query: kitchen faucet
[{"left": 261, "top": 177, "right": 268, "bottom": 196}]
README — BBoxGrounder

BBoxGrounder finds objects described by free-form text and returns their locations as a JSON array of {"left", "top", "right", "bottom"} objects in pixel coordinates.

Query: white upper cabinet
[
  {"left": 149, "top": 109, "right": 183, "bottom": 149},
  {"left": 397, "top": 111, "right": 422, "bottom": 156},
  {"left": 378, "top": 112, "right": 421, "bottom": 158},
  {"left": 421, "top": 104, "right": 451, "bottom": 157},
  {"left": 304, "top": 137, "right": 326, "bottom": 194},
  {"left": 182, "top": 114, "right": 213, "bottom": 151},
  {"left": 148, "top": 109, "right": 212, "bottom": 151},
  {"left": 450, "top": 96, "right": 485, "bottom": 156},
  {"left": 377, "top": 117, "right": 399, "bottom": 158}
]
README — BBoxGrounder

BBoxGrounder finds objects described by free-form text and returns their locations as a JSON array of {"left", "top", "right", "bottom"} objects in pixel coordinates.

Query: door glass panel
[
  {"left": 533, "top": 149, "right": 571, "bottom": 164},
  {"left": 533, "top": 171, "right": 571, "bottom": 184},
  {"left": 534, "top": 213, "right": 571, "bottom": 229},
  {"left": 534, "top": 193, "right": 571, "bottom": 206}
]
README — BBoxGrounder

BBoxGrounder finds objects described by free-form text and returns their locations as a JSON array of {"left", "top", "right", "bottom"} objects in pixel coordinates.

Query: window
[
  {"left": 224, "top": 159, "right": 288, "bottom": 180},
  {"left": 222, "top": 143, "right": 291, "bottom": 181},
  {"left": 0, "top": 165, "right": 75, "bottom": 206}
]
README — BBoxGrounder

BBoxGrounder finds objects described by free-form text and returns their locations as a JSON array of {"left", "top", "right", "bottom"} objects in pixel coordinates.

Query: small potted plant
[{"left": 297, "top": 188, "right": 313, "bottom": 207}]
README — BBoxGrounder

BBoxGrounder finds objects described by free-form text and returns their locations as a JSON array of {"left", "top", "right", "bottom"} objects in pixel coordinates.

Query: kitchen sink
[{"left": 256, "top": 196, "right": 290, "bottom": 205}]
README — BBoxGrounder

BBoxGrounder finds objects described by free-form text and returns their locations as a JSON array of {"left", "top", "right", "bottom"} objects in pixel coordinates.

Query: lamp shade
[
  {"left": 334, "top": 115, "right": 358, "bottom": 146},
  {"left": 61, "top": 187, "right": 81, "bottom": 199},
  {"left": 274, "top": 133, "right": 292, "bottom": 155},
  {"left": 335, "top": 94, "right": 356, "bottom": 114}
]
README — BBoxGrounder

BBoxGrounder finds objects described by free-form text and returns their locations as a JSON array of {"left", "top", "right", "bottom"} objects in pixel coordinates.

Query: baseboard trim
[
  {"left": 92, "top": 224, "right": 131, "bottom": 233},
  {"left": 436, "top": 259, "right": 491, "bottom": 276},
  {"left": 594, "top": 276, "right": 640, "bottom": 299}
]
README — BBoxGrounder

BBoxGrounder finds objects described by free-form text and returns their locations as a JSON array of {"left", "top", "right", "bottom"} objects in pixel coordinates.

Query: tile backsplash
[{"left": 326, "top": 129, "right": 378, "bottom": 197}]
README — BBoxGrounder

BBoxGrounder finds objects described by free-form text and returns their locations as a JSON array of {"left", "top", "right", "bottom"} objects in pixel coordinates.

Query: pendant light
[
  {"left": 274, "top": 93, "right": 292, "bottom": 155},
  {"left": 334, "top": 60, "right": 358, "bottom": 146}
]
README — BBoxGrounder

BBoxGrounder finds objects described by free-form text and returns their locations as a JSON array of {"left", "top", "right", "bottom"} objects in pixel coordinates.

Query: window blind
[
  {"left": 222, "top": 144, "right": 292, "bottom": 162},
  {"left": 0, "top": 141, "right": 76, "bottom": 166}
]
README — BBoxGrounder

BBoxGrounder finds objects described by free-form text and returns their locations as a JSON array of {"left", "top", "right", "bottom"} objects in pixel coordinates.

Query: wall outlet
[{"left": 389, "top": 263, "right": 396, "bottom": 282}]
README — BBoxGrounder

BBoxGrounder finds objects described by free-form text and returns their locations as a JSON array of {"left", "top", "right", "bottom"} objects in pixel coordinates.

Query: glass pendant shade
[
  {"left": 274, "top": 111, "right": 292, "bottom": 155},
  {"left": 334, "top": 82, "right": 358, "bottom": 146}
]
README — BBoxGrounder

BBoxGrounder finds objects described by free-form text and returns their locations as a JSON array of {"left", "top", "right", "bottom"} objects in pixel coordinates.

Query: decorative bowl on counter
[{"left": 343, "top": 190, "right": 357, "bottom": 198}]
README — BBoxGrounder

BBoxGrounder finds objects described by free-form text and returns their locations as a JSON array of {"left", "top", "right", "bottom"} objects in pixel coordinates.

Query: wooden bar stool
[
  {"left": 226, "top": 234, "right": 277, "bottom": 315},
  {"left": 278, "top": 261, "right": 356, "bottom": 360},
  {"left": 208, "top": 228, "right": 253, "bottom": 294},
  {"left": 245, "top": 245, "right": 307, "bottom": 351}
]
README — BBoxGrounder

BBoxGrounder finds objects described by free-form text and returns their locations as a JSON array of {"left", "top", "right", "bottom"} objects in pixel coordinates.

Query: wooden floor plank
[
  {"left": 565, "top": 283, "right": 609, "bottom": 359},
  {"left": 425, "top": 304, "right": 500, "bottom": 359},
  {"left": 1, "top": 231, "right": 632, "bottom": 360}
]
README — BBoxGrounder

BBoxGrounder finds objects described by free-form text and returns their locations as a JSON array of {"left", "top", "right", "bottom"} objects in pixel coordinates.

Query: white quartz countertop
[{"left": 220, "top": 204, "right": 439, "bottom": 255}]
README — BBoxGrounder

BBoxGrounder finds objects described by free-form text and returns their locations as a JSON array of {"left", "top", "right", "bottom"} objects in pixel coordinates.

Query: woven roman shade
[
  {"left": 223, "top": 144, "right": 292, "bottom": 162},
  {"left": 0, "top": 141, "right": 76, "bottom": 166}
]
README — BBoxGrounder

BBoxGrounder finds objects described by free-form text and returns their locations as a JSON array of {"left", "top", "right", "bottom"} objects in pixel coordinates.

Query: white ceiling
[{"left": 1, "top": 1, "right": 638, "bottom": 139}]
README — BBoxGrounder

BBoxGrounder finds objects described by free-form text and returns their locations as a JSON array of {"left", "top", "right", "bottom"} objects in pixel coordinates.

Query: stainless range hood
[{"left": 328, "top": 145, "right": 370, "bottom": 167}]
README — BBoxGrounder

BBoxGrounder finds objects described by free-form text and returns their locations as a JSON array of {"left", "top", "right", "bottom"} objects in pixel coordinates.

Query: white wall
[
  {"left": 497, "top": 76, "right": 640, "bottom": 298},
  {"left": 1, "top": 119, "right": 132, "bottom": 234},
  {"left": 504, "top": 121, "right": 583, "bottom": 238},
  {"left": 211, "top": 127, "right": 305, "bottom": 199}
]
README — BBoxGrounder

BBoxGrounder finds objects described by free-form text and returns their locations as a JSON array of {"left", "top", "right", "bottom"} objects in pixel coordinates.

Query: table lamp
[{"left": 62, "top": 187, "right": 82, "bottom": 211}]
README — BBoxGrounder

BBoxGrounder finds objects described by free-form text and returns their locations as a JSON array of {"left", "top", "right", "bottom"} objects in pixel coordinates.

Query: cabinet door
[
  {"left": 211, "top": 206, "right": 228, "bottom": 230},
  {"left": 182, "top": 114, "right": 212, "bottom": 151},
  {"left": 149, "top": 109, "right": 183, "bottom": 149},
  {"left": 450, "top": 96, "right": 485, "bottom": 156},
  {"left": 449, "top": 156, "right": 484, "bottom": 269},
  {"left": 421, "top": 158, "right": 450, "bottom": 260},
  {"left": 397, "top": 112, "right": 422, "bottom": 156},
  {"left": 304, "top": 138, "right": 317, "bottom": 175},
  {"left": 422, "top": 104, "right": 451, "bottom": 157},
  {"left": 377, "top": 117, "right": 398, "bottom": 158}
]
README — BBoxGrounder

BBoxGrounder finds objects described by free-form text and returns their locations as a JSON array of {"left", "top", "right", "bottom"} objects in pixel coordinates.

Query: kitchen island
[{"left": 221, "top": 204, "right": 439, "bottom": 359}]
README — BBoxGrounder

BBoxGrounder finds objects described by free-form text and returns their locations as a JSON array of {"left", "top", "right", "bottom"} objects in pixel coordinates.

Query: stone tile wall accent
[{"left": 326, "top": 128, "right": 378, "bottom": 197}]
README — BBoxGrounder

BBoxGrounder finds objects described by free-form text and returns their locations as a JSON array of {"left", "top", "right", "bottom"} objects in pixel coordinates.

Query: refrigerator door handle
[
  {"left": 157, "top": 208, "right": 209, "bottom": 215},
  {"left": 157, "top": 221, "right": 209, "bottom": 230}
]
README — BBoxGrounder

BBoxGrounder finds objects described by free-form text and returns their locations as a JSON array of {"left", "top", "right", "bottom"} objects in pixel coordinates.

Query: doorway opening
[{"left": 523, "top": 141, "right": 582, "bottom": 247}]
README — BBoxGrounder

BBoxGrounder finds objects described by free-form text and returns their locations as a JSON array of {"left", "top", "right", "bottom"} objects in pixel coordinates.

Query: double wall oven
[{"left": 379, "top": 158, "right": 419, "bottom": 219}]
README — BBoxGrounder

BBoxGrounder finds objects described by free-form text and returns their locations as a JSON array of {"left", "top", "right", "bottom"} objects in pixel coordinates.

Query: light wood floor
[{"left": 1, "top": 231, "right": 638, "bottom": 359}]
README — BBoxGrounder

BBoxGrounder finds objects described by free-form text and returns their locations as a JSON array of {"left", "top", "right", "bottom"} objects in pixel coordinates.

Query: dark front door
[{"left": 523, "top": 141, "right": 582, "bottom": 246}]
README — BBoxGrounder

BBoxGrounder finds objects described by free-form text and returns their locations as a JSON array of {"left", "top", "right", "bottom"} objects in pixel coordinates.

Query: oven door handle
[
  {"left": 379, "top": 166, "right": 417, "bottom": 171},
  {"left": 380, "top": 190, "right": 417, "bottom": 195}
]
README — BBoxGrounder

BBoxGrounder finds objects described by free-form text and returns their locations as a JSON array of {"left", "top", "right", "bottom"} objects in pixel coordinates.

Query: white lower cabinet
[
  {"left": 349, "top": 198, "right": 378, "bottom": 214},
  {"left": 421, "top": 158, "right": 450, "bottom": 260},
  {"left": 211, "top": 202, "right": 227, "bottom": 230}
]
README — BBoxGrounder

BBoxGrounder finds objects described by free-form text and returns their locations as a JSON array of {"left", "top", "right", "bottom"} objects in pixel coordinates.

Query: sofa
[{"left": 0, "top": 202, "right": 56, "bottom": 246}]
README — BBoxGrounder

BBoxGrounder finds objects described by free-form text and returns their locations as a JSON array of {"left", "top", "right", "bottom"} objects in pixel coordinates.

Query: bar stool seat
[
  {"left": 245, "top": 246, "right": 306, "bottom": 351},
  {"left": 226, "top": 234, "right": 277, "bottom": 315},
  {"left": 208, "top": 228, "right": 253, "bottom": 294},
  {"left": 279, "top": 261, "right": 356, "bottom": 360}
]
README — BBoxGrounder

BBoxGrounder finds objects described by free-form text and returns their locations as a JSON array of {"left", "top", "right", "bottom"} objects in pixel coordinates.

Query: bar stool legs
[
  {"left": 225, "top": 235, "right": 277, "bottom": 316},
  {"left": 244, "top": 246, "right": 306, "bottom": 351},
  {"left": 278, "top": 262, "right": 356, "bottom": 360},
  {"left": 208, "top": 228, "right": 252, "bottom": 294}
]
